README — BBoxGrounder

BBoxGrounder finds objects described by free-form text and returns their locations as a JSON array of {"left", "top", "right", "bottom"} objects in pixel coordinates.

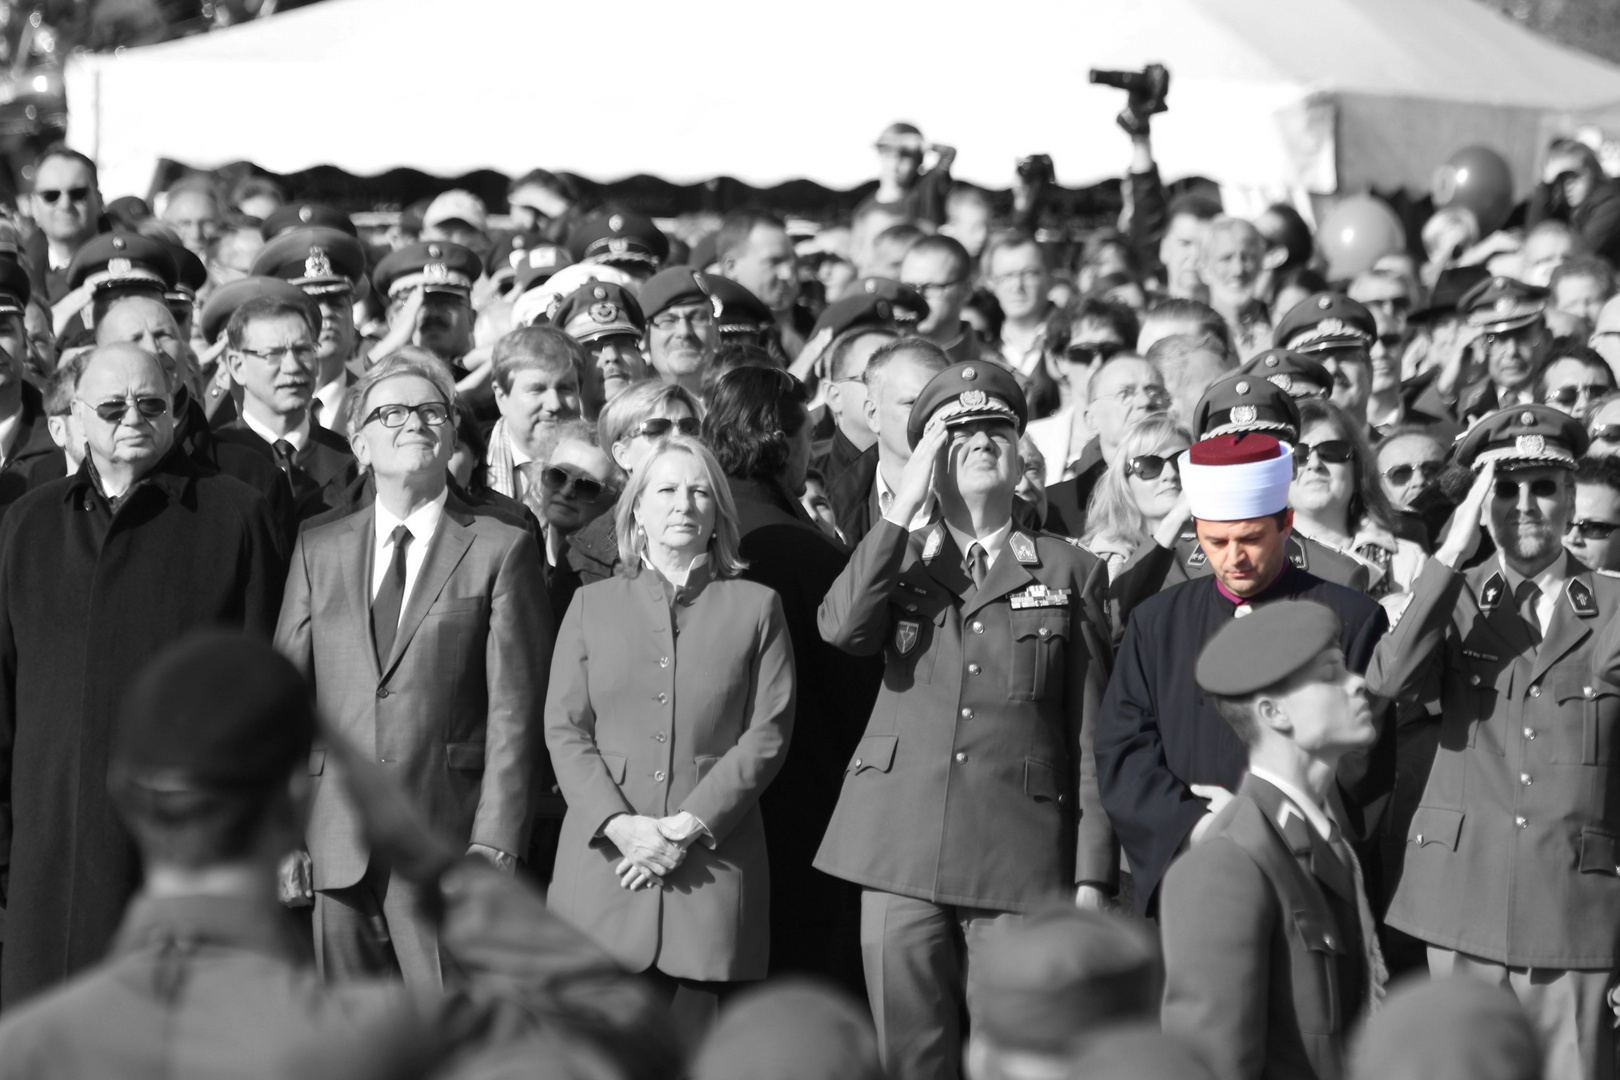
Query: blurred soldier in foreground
[{"left": 0, "top": 632, "right": 674, "bottom": 1079}]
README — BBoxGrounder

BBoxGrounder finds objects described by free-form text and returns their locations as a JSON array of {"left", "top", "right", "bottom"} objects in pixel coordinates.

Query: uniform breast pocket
[
  {"left": 1451, "top": 660, "right": 1501, "bottom": 754},
  {"left": 1551, "top": 678, "right": 1620, "bottom": 765},
  {"left": 1289, "top": 907, "right": 1344, "bottom": 1036},
  {"left": 1010, "top": 611, "right": 1069, "bottom": 701}
]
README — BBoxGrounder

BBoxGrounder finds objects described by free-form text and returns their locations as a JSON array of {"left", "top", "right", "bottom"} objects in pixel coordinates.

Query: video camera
[{"left": 1089, "top": 63, "right": 1170, "bottom": 136}]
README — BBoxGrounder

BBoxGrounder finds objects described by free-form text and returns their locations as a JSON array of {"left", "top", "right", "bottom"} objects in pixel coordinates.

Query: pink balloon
[
  {"left": 1318, "top": 195, "right": 1405, "bottom": 280},
  {"left": 1431, "top": 145, "right": 1514, "bottom": 235}
]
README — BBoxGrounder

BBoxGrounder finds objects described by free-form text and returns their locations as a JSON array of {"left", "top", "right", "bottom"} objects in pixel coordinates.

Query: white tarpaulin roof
[{"left": 62, "top": 0, "right": 1620, "bottom": 205}]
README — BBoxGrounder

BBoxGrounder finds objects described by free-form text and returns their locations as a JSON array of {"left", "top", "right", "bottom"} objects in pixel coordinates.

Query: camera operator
[
  {"left": 857, "top": 122, "right": 957, "bottom": 228},
  {"left": 1527, "top": 137, "right": 1620, "bottom": 268}
]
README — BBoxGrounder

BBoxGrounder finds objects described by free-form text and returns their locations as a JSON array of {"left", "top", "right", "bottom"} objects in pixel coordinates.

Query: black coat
[
  {"left": 213, "top": 418, "right": 359, "bottom": 525},
  {"left": 565, "top": 513, "right": 620, "bottom": 586},
  {"left": 0, "top": 449, "right": 284, "bottom": 1005},
  {"left": 826, "top": 444, "right": 879, "bottom": 546},
  {"left": 0, "top": 384, "right": 63, "bottom": 513},
  {"left": 727, "top": 476, "right": 881, "bottom": 998},
  {"left": 1095, "top": 566, "right": 1389, "bottom": 915}
]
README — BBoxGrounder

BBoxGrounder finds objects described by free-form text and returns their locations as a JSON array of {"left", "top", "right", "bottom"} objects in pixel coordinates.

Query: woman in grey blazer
[{"left": 545, "top": 434, "right": 796, "bottom": 1034}]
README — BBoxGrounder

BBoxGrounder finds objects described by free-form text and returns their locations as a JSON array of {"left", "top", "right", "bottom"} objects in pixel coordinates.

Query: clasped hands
[{"left": 605, "top": 811, "right": 706, "bottom": 892}]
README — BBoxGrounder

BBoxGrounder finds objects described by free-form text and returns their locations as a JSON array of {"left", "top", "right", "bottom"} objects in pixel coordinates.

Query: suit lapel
[
  {"left": 343, "top": 508, "right": 380, "bottom": 682},
  {"left": 382, "top": 508, "right": 474, "bottom": 678}
]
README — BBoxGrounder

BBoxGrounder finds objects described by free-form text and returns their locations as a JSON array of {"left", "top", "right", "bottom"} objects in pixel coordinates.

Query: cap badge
[
  {"left": 608, "top": 214, "right": 624, "bottom": 232},
  {"left": 864, "top": 279, "right": 878, "bottom": 294},
  {"left": 427, "top": 244, "right": 442, "bottom": 258},
  {"left": 304, "top": 246, "right": 333, "bottom": 280},
  {"left": 1495, "top": 296, "right": 1516, "bottom": 315},
  {"left": 589, "top": 302, "right": 617, "bottom": 324},
  {"left": 1317, "top": 296, "right": 1332, "bottom": 309},
  {"left": 1268, "top": 374, "right": 1294, "bottom": 392},
  {"left": 960, "top": 389, "right": 988, "bottom": 408},
  {"left": 1265, "top": 355, "right": 1280, "bottom": 368},
  {"left": 609, "top": 238, "right": 627, "bottom": 255},
  {"left": 1515, "top": 434, "right": 1546, "bottom": 455},
  {"left": 875, "top": 300, "right": 892, "bottom": 320},
  {"left": 962, "top": 366, "right": 977, "bottom": 381},
  {"left": 107, "top": 257, "right": 131, "bottom": 276},
  {"left": 299, "top": 207, "right": 314, "bottom": 222},
  {"left": 1234, "top": 380, "right": 1251, "bottom": 395},
  {"left": 112, "top": 236, "right": 126, "bottom": 251},
  {"left": 593, "top": 285, "right": 607, "bottom": 300},
  {"left": 1520, "top": 411, "right": 1536, "bottom": 425},
  {"left": 1315, "top": 318, "right": 1348, "bottom": 337},
  {"left": 423, "top": 262, "right": 450, "bottom": 283},
  {"left": 1231, "top": 405, "right": 1258, "bottom": 424}
]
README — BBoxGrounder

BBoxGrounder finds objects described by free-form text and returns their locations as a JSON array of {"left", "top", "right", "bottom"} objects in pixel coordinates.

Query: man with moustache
[
  {"left": 638, "top": 267, "right": 717, "bottom": 396},
  {"left": 1366, "top": 406, "right": 1620, "bottom": 1080},
  {"left": 1451, "top": 278, "right": 1552, "bottom": 424},
  {"left": 550, "top": 279, "right": 647, "bottom": 402},
  {"left": 370, "top": 242, "right": 483, "bottom": 379}
]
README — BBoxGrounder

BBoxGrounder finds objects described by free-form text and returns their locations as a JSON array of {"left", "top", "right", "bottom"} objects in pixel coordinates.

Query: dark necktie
[
  {"left": 1514, "top": 579, "right": 1543, "bottom": 645},
  {"left": 966, "top": 542, "right": 987, "bottom": 590},
  {"left": 372, "top": 525, "right": 413, "bottom": 664},
  {"left": 271, "top": 439, "right": 297, "bottom": 493}
]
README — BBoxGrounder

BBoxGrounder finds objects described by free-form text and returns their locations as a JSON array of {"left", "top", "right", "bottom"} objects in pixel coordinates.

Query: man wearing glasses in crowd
[
  {"left": 638, "top": 268, "right": 718, "bottom": 396},
  {"left": 1536, "top": 344, "right": 1615, "bottom": 426},
  {"left": 24, "top": 145, "right": 105, "bottom": 305},
  {"left": 276, "top": 347, "right": 549, "bottom": 990},
  {"left": 0, "top": 341, "right": 283, "bottom": 1005},
  {"left": 1567, "top": 456, "right": 1620, "bottom": 574},
  {"left": 1040, "top": 354, "right": 1170, "bottom": 539},
  {"left": 1453, "top": 278, "right": 1552, "bottom": 424},
  {"left": 900, "top": 234, "right": 983, "bottom": 364},
  {"left": 985, "top": 231, "right": 1053, "bottom": 379},
  {"left": 1589, "top": 394, "right": 1620, "bottom": 460}
]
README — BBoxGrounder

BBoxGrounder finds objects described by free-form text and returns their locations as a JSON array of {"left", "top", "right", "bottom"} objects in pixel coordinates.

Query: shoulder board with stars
[
  {"left": 1567, "top": 578, "right": 1599, "bottom": 618},
  {"left": 1009, "top": 531, "right": 1039, "bottom": 565},
  {"left": 1478, "top": 571, "right": 1505, "bottom": 613}
]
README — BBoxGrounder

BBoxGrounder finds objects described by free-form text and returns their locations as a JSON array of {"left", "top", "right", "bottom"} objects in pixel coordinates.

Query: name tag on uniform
[{"left": 1010, "top": 584, "right": 1070, "bottom": 610}]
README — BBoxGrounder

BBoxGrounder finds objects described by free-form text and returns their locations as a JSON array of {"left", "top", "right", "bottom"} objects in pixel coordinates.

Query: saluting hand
[
  {"left": 887, "top": 417, "right": 950, "bottom": 527},
  {"left": 1437, "top": 460, "right": 1495, "bottom": 570}
]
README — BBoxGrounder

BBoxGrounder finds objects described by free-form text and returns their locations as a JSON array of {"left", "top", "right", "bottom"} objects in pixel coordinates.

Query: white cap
[{"left": 423, "top": 189, "right": 487, "bottom": 234}]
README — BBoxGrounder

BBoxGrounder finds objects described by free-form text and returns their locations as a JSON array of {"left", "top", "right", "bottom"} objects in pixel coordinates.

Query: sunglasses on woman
[
  {"left": 541, "top": 466, "right": 611, "bottom": 502},
  {"left": 636, "top": 416, "right": 701, "bottom": 438},
  {"left": 1381, "top": 461, "right": 1442, "bottom": 486},
  {"left": 1591, "top": 424, "right": 1620, "bottom": 443},
  {"left": 1124, "top": 453, "right": 1181, "bottom": 481},
  {"left": 1295, "top": 440, "right": 1353, "bottom": 466}
]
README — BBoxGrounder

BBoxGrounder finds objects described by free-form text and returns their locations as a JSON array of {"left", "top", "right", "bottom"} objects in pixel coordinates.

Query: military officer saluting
[
  {"left": 1367, "top": 405, "right": 1620, "bottom": 1079},
  {"left": 815, "top": 349, "right": 1115, "bottom": 1080},
  {"left": 369, "top": 240, "right": 482, "bottom": 379}
]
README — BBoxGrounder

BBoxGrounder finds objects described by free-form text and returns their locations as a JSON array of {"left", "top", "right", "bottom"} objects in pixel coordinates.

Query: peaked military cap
[
  {"left": 552, "top": 279, "right": 645, "bottom": 343},
  {"left": 705, "top": 276, "right": 774, "bottom": 335},
  {"left": 252, "top": 225, "right": 368, "bottom": 297},
  {"left": 259, "top": 202, "right": 357, "bottom": 241},
  {"left": 66, "top": 232, "right": 176, "bottom": 295},
  {"left": 567, "top": 208, "right": 669, "bottom": 269},
  {"left": 908, "top": 359, "right": 1026, "bottom": 447},
  {"left": 510, "top": 243, "right": 574, "bottom": 297},
  {"left": 372, "top": 240, "right": 482, "bottom": 301},
  {"left": 1461, "top": 276, "right": 1547, "bottom": 333},
  {"left": 809, "top": 277, "right": 930, "bottom": 340},
  {"left": 1455, "top": 403, "right": 1587, "bottom": 470},
  {"left": 1192, "top": 372, "right": 1303, "bottom": 441},
  {"left": 1238, "top": 348, "right": 1333, "bottom": 398},
  {"left": 1273, "top": 292, "right": 1376, "bottom": 354}
]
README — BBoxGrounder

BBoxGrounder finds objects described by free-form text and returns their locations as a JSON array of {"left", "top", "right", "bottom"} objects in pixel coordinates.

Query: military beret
[
  {"left": 552, "top": 279, "right": 645, "bottom": 343},
  {"left": 1410, "top": 265, "right": 1490, "bottom": 324},
  {"left": 705, "top": 276, "right": 774, "bottom": 336},
  {"left": 511, "top": 243, "right": 575, "bottom": 297},
  {"left": 907, "top": 359, "right": 1026, "bottom": 448},
  {"left": 810, "top": 277, "right": 930, "bottom": 341},
  {"left": 66, "top": 232, "right": 177, "bottom": 295},
  {"left": 372, "top": 240, "right": 482, "bottom": 301},
  {"left": 1238, "top": 348, "right": 1334, "bottom": 398},
  {"left": 968, "top": 906, "right": 1161, "bottom": 1052},
  {"left": 1455, "top": 404, "right": 1587, "bottom": 471},
  {"left": 1193, "top": 373, "right": 1302, "bottom": 441},
  {"left": 259, "top": 202, "right": 357, "bottom": 241},
  {"left": 1461, "top": 275, "right": 1547, "bottom": 333},
  {"left": 1196, "top": 600, "right": 1343, "bottom": 697},
  {"left": 639, "top": 266, "right": 715, "bottom": 321},
  {"left": 251, "top": 225, "right": 368, "bottom": 297},
  {"left": 0, "top": 254, "right": 31, "bottom": 317},
  {"left": 110, "top": 630, "right": 316, "bottom": 792},
  {"left": 1274, "top": 292, "right": 1376, "bottom": 354},
  {"left": 1349, "top": 975, "right": 1540, "bottom": 1080},
  {"left": 198, "top": 275, "right": 323, "bottom": 346},
  {"left": 566, "top": 208, "right": 669, "bottom": 269},
  {"left": 691, "top": 980, "right": 882, "bottom": 1080}
]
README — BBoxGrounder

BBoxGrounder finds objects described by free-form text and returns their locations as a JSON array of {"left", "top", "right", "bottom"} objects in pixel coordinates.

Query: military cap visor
[
  {"left": 1195, "top": 600, "right": 1344, "bottom": 697},
  {"left": 1461, "top": 276, "right": 1548, "bottom": 333},
  {"left": 1274, "top": 292, "right": 1376, "bottom": 355},
  {"left": 907, "top": 360, "right": 1028, "bottom": 447},
  {"left": 67, "top": 233, "right": 177, "bottom": 294},
  {"left": 1456, "top": 404, "right": 1587, "bottom": 470},
  {"left": 252, "top": 226, "right": 368, "bottom": 296}
]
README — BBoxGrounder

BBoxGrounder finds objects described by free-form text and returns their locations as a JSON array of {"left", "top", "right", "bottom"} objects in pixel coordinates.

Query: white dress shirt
[
  {"left": 944, "top": 517, "right": 1013, "bottom": 575},
  {"left": 312, "top": 375, "right": 349, "bottom": 431},
  {"left": 372, "top": 489, "right": 449, "bottom": 622},
  {"left": 1500, "top": 556, "right": 1565, "bottom": 637},
  {"left": 875, "top": 465, "right": 936, "bottom": 532},
  {"left": 240, "top": 408, "right": 311, "bottom": 453}
]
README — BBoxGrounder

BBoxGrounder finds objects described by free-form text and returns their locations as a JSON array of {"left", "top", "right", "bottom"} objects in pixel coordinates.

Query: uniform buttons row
[
  {"left": 968, "top": 664, "right": 982, "bottom": 676},
  {"left": 659, "top": 657, "right": 670, "bottom": 668},
  {"left": 656, "top": 692, "right": 667, "bottom": 704},
  {"left": 654, "top": 731, "right": 666, "bottom": 743},
  {"left": 970, "top": 621, "right": 984, "bottom": 634},
  {"left": 654, "top": 770, "right": 665, "bottom": 782}
]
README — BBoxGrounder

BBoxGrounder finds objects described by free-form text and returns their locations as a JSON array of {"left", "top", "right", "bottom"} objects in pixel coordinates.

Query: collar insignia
[
  {"left": 1287, "top": 534, "right": 1307, "bottom": 568},
  {"left": 921, "top": 525, "right": 944, "bottom": 562},
  {"left": 1009, "top": 531, "right": 1038, "bottom": 565},
  {"left": 1187, "top": 543, "right": 1207, "bottom": 567},
  {"left": 1568, "top": 578, "right": 1598, "bottom": 618},
  {"left": 1480, "top": 572, "right": 1505, "bottom": 612}
]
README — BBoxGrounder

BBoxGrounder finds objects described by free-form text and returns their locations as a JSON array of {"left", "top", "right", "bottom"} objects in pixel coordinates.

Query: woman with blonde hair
[
  {"left": 1081, "top": 415, "right": 1194, "bottom": 577},
  {"left": 546, "top": 433, "right": 795, "bottom": 1037}
]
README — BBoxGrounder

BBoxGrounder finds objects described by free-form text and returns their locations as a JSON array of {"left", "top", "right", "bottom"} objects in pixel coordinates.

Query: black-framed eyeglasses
[
  {"left": 77, "top": 395, "right": 169, "bottom": 425},
  {"left": 650, "top": 308, "right": 714, "bottom": 332},
  {"left": 1547, "top": 384, "right": 1612, "bottom": 408},
  {"left": 235, "top": 343, "right": 318, "bottom": 365},
  {"left": 1568, "top": 519, "right": 1620, "bottom": 540},
  {"left": 1382, "top": 461, "right": 1443, "bottom": 486},
  {"left": 636, "top": 416, "right": 701, "bottom": 438},
  {"left": 1063, "top": 341, "right": 1125, "bottom": 366},
  {"left": 1493, "top": 478, "right": 1560, "bottom": 500},
  {"left": 1593, "top": 424, "right": 1620, "bottom": 442},
  {"left": 1296, "top": 440, "right": 1353, "bottom": 466},
  {"left": 1124, "top": 453, "right": 1182, "bottom": 481},
  {"left": 361, "top": 401, "right": 453, "bottom": 429},
  {"left": 541, "top": 466, "right": 612, "bottom": 502},
  {"left": 36, "top": 187, "right": 89, "bottom": 205}
]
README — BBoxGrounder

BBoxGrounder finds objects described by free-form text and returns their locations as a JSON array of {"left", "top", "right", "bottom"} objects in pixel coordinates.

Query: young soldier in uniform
[
  {"left": 1161, "top": 601, "right": 1381, "bottom": 1080},
  {"left": 815, "top": 349, "right": 1115, "bottom": 1080},
  {"left": 1367, "top": 404, "right": 1620, "bottom": 1079}
]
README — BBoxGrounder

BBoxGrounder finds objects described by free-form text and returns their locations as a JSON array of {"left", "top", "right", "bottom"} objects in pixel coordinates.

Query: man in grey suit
[{"left": 276, "top": 346, "right": 551, "bottom": 988}]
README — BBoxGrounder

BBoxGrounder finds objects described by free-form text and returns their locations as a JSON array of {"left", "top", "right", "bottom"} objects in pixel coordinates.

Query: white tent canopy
[{"left": 63, "top": 0, "right": 1620, "bottom": 207}]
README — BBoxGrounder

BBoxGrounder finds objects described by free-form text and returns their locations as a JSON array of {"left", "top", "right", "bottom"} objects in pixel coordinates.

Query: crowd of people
[{"left": 0, "top": 108, "right": 1610, "bottom": 1079}]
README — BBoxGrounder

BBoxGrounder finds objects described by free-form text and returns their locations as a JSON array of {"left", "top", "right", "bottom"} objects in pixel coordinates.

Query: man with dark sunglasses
[
  {"left": 1037, "top": 354, "right": 1168, "bottom": 538},
  {"left": 23, "top": 146, "right": 106, "bottom": 305},
  {"left": 0, "top": 341, "right": 283, "bottom": 1006},
  {"left": 1367, "top": 404, "right": 1620, "bottom": 1080},
  {"left": 1537, "top": 344, "right": 1615, "bottom": 426},
  {"left": 1568, "top": 455, "right": 1620, "bottom": 573}
]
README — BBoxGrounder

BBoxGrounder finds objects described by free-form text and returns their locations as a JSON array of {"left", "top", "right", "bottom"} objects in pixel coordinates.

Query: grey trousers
[{"left": 314, "top": 858, "right": 440, "bottom": 990}]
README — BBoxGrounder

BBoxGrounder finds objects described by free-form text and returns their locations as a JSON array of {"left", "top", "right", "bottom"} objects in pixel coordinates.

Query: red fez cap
[{"left": 1187, "top": 432, "right": 1284, "bottom": 466}]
